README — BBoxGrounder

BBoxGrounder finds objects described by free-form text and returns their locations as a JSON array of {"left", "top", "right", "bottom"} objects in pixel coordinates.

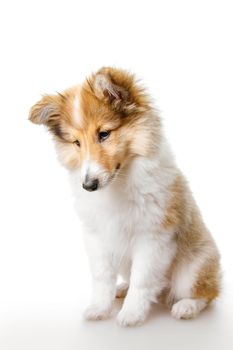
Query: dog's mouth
[
  {"left": 99, "top": 164, "right": 121, "bottom": 190},
  {"left": 115, "top": 163, "right": 121, "bottom": 171}
]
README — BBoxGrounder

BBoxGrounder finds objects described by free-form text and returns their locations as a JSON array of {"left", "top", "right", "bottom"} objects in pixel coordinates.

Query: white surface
[{"left": 0, "top": 0, "right": 233, "bottom": 349}]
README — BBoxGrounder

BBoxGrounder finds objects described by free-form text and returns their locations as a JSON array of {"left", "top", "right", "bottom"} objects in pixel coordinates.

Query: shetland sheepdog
[{"left": 29, "top": 67, "right": 220, "bottom": 326}]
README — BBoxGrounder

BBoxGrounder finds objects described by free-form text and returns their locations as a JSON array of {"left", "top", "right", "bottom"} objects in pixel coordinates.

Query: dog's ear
[
  {"left": 29, "top": 94, "right": 61, "bottom": 125},
  {"left": 90, "top": 68, "right": 150, "bottom": 114},
  {"left": 92, "top": 71, "right": 129, "bottom": 110}
]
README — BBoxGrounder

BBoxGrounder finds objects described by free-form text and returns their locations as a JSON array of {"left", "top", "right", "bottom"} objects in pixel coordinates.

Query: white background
[{"left": 0, "top": 1, "right": 233, "bottom": 349}]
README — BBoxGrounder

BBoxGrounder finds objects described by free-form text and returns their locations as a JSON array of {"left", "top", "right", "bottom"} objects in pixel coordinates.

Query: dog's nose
[{"left": 82, "top": 178, "right": 99, "bottom": 192}]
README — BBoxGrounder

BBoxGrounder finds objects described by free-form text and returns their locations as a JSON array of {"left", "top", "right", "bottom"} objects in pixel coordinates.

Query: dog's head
[{"left": 29, "top": 67, "right": 160, "bottom": 191}]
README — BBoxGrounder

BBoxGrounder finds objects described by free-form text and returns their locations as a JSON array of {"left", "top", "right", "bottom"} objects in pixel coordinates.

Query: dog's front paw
[
  {"left": 117, "top": 308, "right": 145, "bottom": 327},
  {"left": 83, "top": 304, "right": 111, "bottom": 321}
]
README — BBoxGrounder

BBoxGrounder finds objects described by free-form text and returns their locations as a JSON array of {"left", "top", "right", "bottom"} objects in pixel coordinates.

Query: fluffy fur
[{"left": 29, "top": 67, "right": 220, "bottom": 326}]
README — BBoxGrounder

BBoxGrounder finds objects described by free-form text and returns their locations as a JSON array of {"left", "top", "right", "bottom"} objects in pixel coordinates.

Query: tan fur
[
  {"left": 193, "top": 258, "right": 220, "bottom": 301},
  {"left": 162, "top": 172, "right": 220, "bottom": 304},
  {"left": 29, "top": 67, "right": 160, "bottom": 173}
]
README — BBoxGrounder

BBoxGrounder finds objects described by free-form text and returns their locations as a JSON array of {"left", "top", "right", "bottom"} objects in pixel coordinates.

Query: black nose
[{"left": 82, "top": 179, "right": 99, "bottom": 192}]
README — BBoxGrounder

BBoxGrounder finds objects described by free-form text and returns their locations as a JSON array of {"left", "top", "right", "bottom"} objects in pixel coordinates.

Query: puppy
[{"left": 29, "top": 67, "right": 220, "bottom": 326}]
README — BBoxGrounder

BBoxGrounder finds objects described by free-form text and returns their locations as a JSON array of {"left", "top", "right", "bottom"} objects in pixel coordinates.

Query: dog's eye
[
  {"left": 74, "top": 140, "right": 81, "bottom": 147},
  {"left": 98, "top": 131, "right": 111, "bottom": 142}
]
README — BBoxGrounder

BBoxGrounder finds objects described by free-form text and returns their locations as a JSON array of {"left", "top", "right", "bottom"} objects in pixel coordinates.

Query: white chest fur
[{"left": 70, "top": 154, "right": 177, "bottom": 257}]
